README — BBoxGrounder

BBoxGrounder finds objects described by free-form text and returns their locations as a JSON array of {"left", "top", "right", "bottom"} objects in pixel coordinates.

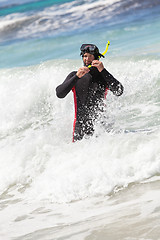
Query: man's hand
[
  {"left": 92, "top": 60, "right": 104, "bottom": 72},
  {"left": 76, "top": 67, "right": 90, "bottom": 78}
]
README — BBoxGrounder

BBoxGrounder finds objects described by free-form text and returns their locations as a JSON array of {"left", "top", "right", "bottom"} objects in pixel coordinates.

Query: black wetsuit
[{"left": 56, "top": 67, "right": 123, "bottom": 141}]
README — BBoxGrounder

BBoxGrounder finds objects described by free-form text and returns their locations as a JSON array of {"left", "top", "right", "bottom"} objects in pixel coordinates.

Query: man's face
[{"left": 83, "top": 53, "right": 95, "bottom": 66}]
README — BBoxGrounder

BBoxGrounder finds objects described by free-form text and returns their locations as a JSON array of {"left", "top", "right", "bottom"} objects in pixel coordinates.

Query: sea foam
[{"left": 0, "top": 58, "right": 160, "bottom": 203}]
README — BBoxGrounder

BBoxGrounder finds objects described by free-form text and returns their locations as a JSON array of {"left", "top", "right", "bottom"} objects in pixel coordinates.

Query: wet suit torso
[{"left": 56, "top": 67, "right": 123, "bottom": 141}]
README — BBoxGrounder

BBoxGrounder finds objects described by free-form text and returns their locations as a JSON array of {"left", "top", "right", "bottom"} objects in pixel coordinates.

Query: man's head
[{"left": 80, "top": 44, "right": 104, "bottom": 66}]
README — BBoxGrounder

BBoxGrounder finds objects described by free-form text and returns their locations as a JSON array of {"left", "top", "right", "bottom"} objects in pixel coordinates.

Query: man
[{"left": 56, "top": 44, "right": 124, "bottom": 142}]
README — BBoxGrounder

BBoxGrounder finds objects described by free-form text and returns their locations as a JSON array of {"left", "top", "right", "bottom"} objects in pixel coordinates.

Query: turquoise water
[
  {"left": 0, "top": 0, "right": 74, "bottom": 16},
  {"left": 0, "top": 0, "right": 160, "bottom": 68}
]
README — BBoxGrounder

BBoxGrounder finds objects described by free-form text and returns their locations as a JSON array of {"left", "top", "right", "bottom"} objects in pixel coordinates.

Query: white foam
[{"left": 0, "top": 58, "right": 160, "bottom": 203}]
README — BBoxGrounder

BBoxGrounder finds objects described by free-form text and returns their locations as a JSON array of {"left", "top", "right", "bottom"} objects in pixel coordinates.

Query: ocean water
[{"left": 0, "top": 0, "right": 160, "bottom": 239}]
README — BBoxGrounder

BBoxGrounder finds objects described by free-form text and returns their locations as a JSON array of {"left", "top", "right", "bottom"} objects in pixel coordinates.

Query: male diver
[{"left": 56, "top": 44, "right": 124, "bottom": 142}]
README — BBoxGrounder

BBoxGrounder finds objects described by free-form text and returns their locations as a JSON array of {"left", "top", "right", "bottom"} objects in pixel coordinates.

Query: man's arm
[
  {"left": 100, "top": 68, "right": 124, "bottom": 96},
  {"left": 56, "top": 71, "right": 78, "bottom": 98},
  {"left": 91, "top": 60, "right": 123, "bottom": 96},
  {"left": 56, "top": 67, "right": 90, "bottom": 98}
]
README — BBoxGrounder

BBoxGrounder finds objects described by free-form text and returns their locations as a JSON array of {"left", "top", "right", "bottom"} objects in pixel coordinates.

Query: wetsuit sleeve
[
  {"left": 100, "top": 68, "right": 124, "bottom": 96},
  {"left": 56, "top": 71, "right": 79, "bottom": 98}
]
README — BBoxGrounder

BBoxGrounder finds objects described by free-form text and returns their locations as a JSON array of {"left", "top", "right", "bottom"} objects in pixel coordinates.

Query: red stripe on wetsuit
[{"left": 72, "top": 86, "right": 77, "bottom": 142}]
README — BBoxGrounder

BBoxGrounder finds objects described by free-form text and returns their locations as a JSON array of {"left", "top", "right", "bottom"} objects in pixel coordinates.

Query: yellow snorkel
[
  {"left": 88, "top": 41, "right": 110, "bottom": 68},
  {"left": 101, "top": 40, "right": 110, "bottom": 57}
]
